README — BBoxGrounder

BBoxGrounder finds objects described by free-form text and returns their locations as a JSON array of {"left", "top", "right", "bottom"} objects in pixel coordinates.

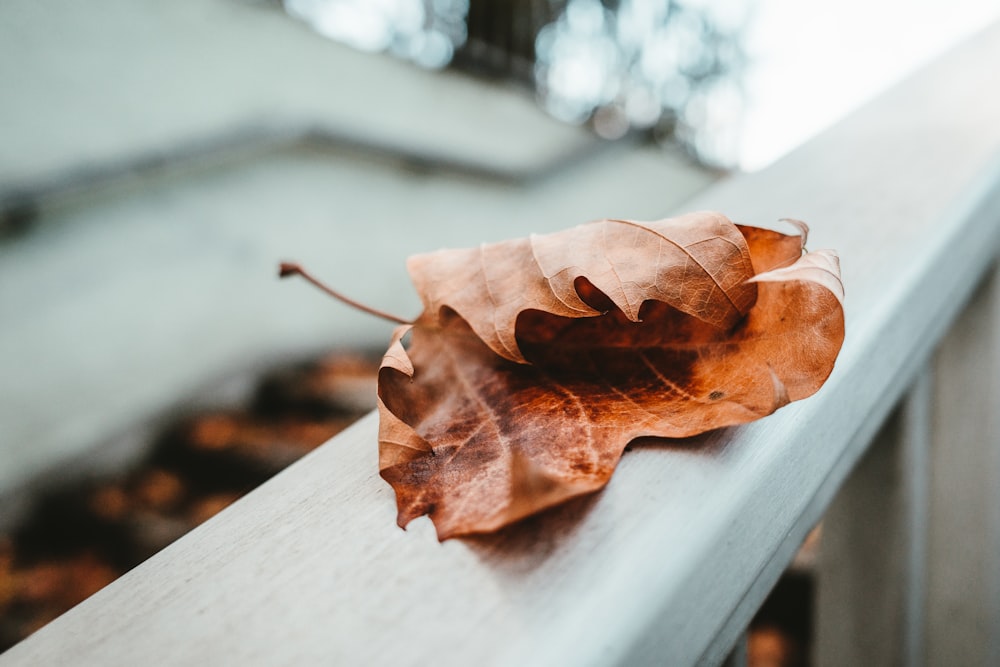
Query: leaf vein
[{"left": 608, "top": 218, "right": 745, "bottom": 315}]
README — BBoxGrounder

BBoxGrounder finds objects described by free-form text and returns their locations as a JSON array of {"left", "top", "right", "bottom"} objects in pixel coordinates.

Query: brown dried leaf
[
  {"left": 407, "top": 211, "right": 758, "bottom": 363},
  {"left": 378, "top": 212, "right": 844, "bottom": 540}
]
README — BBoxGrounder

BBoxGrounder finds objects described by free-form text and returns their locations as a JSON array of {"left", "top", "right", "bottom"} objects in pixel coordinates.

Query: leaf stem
[{"left": 279, "top": 262, "right": 412, "bottom": 325}]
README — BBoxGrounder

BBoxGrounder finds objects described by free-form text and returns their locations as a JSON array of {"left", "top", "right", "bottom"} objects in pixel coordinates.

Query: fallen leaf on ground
[{"left": 375, "top": 211, "right": 844, "bottom": 540}]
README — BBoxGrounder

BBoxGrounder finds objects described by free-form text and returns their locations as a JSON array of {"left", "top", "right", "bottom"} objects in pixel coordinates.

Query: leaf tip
[
  {"left": 434, "top": 525, "right": 456, "bottom": 542},
  {"left": 778, "top": 218, "right": 810, "bottom": 250},
  {"left": 382, "top": 325, "right": 416, "bottom": 377}
]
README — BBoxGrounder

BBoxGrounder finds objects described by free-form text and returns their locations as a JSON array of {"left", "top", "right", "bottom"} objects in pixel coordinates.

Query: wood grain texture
[
  {"left": 926, "top": 270, "right": 1000, "bottom": 666},
  {"left": 814, "top": 371, "right": 931, "bottom": 667},
  {"left": 5, "top": 21, "right": 1000, "bottom": 667}
]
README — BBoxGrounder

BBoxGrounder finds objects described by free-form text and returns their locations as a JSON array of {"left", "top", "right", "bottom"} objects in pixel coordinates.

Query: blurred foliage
[{"left": 285, "top": 0, "right": 748, "bottom": 167}]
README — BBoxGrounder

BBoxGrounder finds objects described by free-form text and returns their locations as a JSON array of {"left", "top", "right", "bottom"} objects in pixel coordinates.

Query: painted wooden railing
[{"left": 4, "top": 22, "right": 1000, "bottom": 667}]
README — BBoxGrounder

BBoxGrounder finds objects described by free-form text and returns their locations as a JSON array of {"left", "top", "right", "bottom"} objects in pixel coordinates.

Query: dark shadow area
[
  {"left": 749, "top": 569, "right": 814, "bottom": 666},
  {"left": 627, "top": 428, "right": 737, "bottom": 455},
  {"left": 460, "top": 490, "right": 602, "bottom": 568},
  {"left": 457, "top": 426, "right": 732, "bottom": 569}
]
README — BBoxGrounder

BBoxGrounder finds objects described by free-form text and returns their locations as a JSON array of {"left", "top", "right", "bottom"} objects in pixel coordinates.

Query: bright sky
[{"left": 738, "top": 0, "right": 1000, "bottom": 170}]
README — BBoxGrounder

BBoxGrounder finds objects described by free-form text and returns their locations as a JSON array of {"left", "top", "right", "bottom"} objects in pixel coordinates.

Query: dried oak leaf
[{"left": 377, "top": 211, "right": 844, "bottom": 540}]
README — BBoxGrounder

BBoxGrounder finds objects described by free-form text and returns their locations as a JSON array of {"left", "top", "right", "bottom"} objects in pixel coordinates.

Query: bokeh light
[
  {"left": 285, "top": 0, "right": 469, "bottom": 69},
  {"left": 285, "top": 0, "right": 748, "bottom": 167}
]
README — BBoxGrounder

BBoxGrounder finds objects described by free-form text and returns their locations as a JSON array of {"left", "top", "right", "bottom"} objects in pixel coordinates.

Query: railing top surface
[{"left": 6, "top": 21, "right": 1000, "bottom": 667}]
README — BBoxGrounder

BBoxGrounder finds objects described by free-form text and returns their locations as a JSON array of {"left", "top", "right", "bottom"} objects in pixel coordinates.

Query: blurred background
[{"left": 1, "top": 0, "right": 998, "bottom": 661}]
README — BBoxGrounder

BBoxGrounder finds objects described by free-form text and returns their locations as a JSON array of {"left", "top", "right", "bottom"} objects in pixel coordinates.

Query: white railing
[{"left": 4, "top": 22, "right": 1000, "bottom": 667}]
